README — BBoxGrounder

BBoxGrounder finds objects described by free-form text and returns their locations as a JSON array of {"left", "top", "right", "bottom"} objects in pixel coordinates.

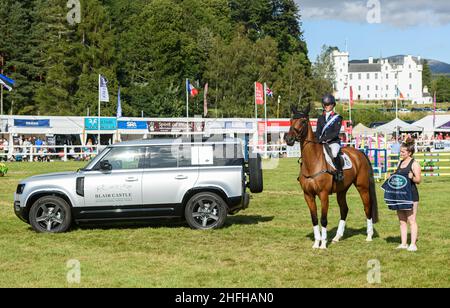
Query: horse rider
[{"left": 315, "top": 94, "right": 344, "bottom": 182}]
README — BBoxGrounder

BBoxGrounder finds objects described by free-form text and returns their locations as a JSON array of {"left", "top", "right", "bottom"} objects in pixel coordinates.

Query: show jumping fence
[{"left": 387, "top": 152, "right": 450, "bottom": 178}]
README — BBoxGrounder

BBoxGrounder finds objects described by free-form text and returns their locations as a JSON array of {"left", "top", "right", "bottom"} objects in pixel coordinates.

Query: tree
[
  {"left": 32, "top": 0, "right": 77, "bottom": 115},
  {"left": 274, "top": 52, "right": 312, "bottom": 117},
  {"left": 432, "top": 76, "right": 450, "bottom": 102},
  {"left": 311, "top": 45, "right": 336, "bottom": 100},
  {"left": 422, "top": 59, "right": 432, "bottom": 92},
  {"left": 0, "top": 0, "right": 37, "bottom": 115}
]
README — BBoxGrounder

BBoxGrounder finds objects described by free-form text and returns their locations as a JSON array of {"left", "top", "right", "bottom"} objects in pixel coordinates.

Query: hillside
[{"left": 350, "top": 55, "right": 450, "bottom": 75}]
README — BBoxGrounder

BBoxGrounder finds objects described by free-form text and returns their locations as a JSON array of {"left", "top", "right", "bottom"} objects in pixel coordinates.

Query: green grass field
[{"left": 0, "top": 160, "right": 449, "bottom": 288}]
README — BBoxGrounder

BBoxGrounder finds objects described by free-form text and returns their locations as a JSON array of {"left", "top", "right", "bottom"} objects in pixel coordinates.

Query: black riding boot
[{"left": 333, "top": 156, "right": 344, "bottom": 182}]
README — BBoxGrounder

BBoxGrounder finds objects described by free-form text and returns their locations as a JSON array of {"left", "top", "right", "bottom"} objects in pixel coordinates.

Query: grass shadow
[
  {"left": 224, "top": 215, "right": 274, "bottom": 228},
  {"left": 306, "top": 226, "right": 380, "bottom": 241},
  {"left": 68, "top": 215, "right": 274, "bottom": 232},
  {"left": 385, "top": 236, "right": 402, "bottom": 244}
]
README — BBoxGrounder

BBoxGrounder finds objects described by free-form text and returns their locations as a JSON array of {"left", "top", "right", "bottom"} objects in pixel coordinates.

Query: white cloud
[{"left": 296, "top": 0, "right": 450, "bottom": 27}]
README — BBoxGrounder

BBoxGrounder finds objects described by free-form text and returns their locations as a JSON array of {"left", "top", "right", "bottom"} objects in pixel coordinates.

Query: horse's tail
[{"left": 363, "top": 152, "right": 379, "bottom": 224}]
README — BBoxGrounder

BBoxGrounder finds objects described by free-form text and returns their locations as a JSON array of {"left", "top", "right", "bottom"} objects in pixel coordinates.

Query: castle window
[
  {"left": 375, "top": 73, "right": 378, "bottom": 79},
  {"left": 367, "top": 73, "right": 370, "bottom": 79},
  {"left": 386, "top": 74, "right": 389, "bottom": 79},
  {"left": 409, "top": 73, "right": 412, "bottom": 79},
  {"left": 358, "top": 73, "right": 361, "bottom": 80}
]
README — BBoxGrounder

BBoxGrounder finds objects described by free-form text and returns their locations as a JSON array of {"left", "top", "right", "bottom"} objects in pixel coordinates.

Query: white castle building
[{"left": 332, "top": 51, "right": 432, "bottom": 104}]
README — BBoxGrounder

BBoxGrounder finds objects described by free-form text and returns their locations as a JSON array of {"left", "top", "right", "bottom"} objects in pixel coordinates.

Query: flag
[
  {"left": 99, "top": 75, "right": 109, "bottom": 102},
  {"left": 0, "top": 73, "right": 15, "bottom": 87},
  {"left": 203, "top": 83, "right": 208, "bottom": 117},
  {"left": 266, "top": 86, "right": 273, "bottom": 98},
  {"left": 396, "top": 86, "right": 404, "bottom": 99},
  {"left": 117, "top": 86, "right": 122, "bottom": 118},
  {"left": 0, "top": 79, "right": 12, "bottom": 92},
  {"left": 350, "top": 86, "right": 354, "bottom": 107},
  {"left": 0, "top": 73, "right": 15, "bottom": 91},
  {"left": 187, "top": 79, "right": 199, "bottom": 97},
  {"left": 255, "top": 82, "right": 264, "bottom": 105}
]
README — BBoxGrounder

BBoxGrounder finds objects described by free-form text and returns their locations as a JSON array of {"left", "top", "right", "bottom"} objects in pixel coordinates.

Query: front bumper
[{"left": 14, "top": 199, "right": 28, "bottom": 223}]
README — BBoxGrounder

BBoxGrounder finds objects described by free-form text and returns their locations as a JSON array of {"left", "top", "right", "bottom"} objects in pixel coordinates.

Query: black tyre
[
  {"left": 29, "top": 196, "right": 72, "bottom": 233},
  {"left": 185, "top": 192, "right": 228, "bottom": 230},
  {"left": 248, "top": 154, "right": 263, "bottom": 193}
]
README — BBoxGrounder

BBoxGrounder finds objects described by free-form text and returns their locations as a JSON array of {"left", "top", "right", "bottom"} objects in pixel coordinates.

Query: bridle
[
  {"left": 290, "top": 114, "right": 333, "bottom": 180},
  {"left": 290, "top": 115, "right": 319, "bottom": 145}
]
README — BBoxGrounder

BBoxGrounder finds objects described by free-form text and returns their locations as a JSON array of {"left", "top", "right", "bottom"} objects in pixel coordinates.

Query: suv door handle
[
  {"left": 175, "top": 175, "right": 188, "bottom": 180},
  {"left": 126, "top": 177, "right": 139, "bottom": 182}
]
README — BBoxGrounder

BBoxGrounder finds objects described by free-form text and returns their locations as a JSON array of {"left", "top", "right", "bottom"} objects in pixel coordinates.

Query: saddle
[{"left": 322, "top": 145, "right": 353, "bottom": 171}]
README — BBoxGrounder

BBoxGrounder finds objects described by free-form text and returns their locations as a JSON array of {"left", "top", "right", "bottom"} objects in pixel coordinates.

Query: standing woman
[{"left": 396, "top": 138, "right": 422, "bottom": 252}]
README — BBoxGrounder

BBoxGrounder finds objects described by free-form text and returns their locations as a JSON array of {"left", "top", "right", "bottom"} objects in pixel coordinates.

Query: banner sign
[
  {"left": 255, "top": 83, "right": 264, "bottom": 105},
  {"left": 118, "top": 121, "right": 148, "bottom": 130},
  {"left": 148, "top": 121, "right": 204, "bottom": 133},
  {"left": 85, "top": 118, "right": 117, "bottom": 130},
  {"left": 14, "top": 119, "right": 50, "bottom": 127},
  {"left": 224, "top": 121, "right": 253, "bottom": 130}
]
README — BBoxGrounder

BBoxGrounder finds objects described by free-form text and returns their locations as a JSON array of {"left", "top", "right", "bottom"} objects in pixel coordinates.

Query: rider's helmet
[{"left": 322, "top": 94, "right": 336, "bottom": 108}]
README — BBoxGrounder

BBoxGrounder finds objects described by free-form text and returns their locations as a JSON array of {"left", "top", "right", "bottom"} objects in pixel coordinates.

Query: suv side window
[
  {"left": 178, "top": 145, "right": 193, "bottom": 167},
  {"left": 212, "top": 143, "right": 244, "bottom": 166},
  {"left": 149, "top": 146, "right": 178, "bottom": 168},
  {"left": 97, "top": 147, "right": 146, "bottom": 170}
]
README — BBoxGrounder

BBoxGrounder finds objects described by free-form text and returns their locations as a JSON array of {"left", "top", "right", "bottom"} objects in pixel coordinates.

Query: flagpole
[
  {"left": 98, "top": 74, "right": 101, "bottom": 150},
  {"left": 186, "top": 79, "right": 189, "bottom": 119},
  {"left": 1, "top": 84, "right": 3, "bottom": 116},
  {"left": 277, "top": 96, "right": 280, "bottom": 119},
  {"left": 433, "top": 91, "right": 437, "bottom": 130},
  {"left": 264, "top": 83, "right": 268, "bottom": 155},
  {"left": 254, "top": 82, "right": 257, "bottom": 120}
]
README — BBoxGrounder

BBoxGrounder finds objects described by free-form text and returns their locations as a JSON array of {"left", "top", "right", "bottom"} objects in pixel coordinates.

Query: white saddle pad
[{"left": 323, "top": 148, "right": 353, "bottom": 171}]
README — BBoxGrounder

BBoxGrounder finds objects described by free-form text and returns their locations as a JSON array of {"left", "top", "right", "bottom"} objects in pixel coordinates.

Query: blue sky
[{"left": 297, "top": 0, "right": 450, "bottom": 63}]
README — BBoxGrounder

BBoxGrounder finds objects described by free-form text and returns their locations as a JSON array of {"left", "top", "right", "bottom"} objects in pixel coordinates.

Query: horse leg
[
  {"left": 356, "top": 185, "right": 374, "bottom": 242},
  {"left": 333, "top": 190, "right": 349, "bottom": 243},
  {"left": 304, "top": 193, "right": 321, "bottom": 249},
  {"left": 318, "top": 192, "right": 330, "bottom": 249}
]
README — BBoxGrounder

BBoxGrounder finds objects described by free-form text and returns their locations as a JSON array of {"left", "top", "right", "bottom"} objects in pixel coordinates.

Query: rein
[{"left": 290, "top": 116, "right": 333, "bottom": 180}]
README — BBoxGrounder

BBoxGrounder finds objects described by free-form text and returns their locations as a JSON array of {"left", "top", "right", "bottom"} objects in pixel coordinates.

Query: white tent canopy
[
  {"left": 352, "top": 123, "right": 376, "bottom": 136},
  {"left": 375, "top": 118, "right": 423, "bottom": 134},
  {"left": 412, "top": 115, "right": 450, "bottom": 134}
]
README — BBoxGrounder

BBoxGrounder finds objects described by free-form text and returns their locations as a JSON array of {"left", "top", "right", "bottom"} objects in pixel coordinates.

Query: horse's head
[{"left": 285, "top": 104, "right": 311, "bottom": 146}]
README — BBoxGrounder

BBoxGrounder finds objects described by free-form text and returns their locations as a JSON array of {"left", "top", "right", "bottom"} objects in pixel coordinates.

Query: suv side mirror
[{"left": 99, "top": 160, "right": 112, "bottom": 171}]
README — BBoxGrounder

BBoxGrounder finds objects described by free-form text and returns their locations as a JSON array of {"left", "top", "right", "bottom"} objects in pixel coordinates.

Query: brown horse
[{"left": 285, "top": 105, "right": 378, "bottom": 249}]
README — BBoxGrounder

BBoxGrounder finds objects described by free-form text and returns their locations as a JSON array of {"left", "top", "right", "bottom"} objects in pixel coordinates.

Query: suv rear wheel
[
  {"left": 29, "top": 196, "right": 72, "bottom": 233},
  {"left": 185, "top": 192, "right": 228, "bottom": 230}
]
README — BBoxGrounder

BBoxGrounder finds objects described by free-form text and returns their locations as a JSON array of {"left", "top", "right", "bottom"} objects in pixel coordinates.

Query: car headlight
[{"left": 16, "top": 184, "right": 25, "bottom": 194}]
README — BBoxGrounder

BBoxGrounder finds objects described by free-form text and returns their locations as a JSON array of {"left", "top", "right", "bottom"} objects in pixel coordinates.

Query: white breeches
[{"left": 330, "top": 143, "right": 341, "bottom": 158}]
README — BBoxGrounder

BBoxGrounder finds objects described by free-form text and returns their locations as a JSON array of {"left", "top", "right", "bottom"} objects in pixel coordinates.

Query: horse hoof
[
  {"left": 332, "top": 236, "right": 341, "bottom": 243},
  {"left": 320, "top": 241, "right": 328, "bottom": 249},
  {"left": 366, "top": 236, "right": 373, "bottom": 242},
  {"left": 312, "top": 241, "right": 320, "bottom": 249}
]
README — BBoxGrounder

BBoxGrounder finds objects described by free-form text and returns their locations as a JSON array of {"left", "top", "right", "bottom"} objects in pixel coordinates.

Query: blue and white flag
[
  {"left": 117, "top": 86, "right": 122, "bottom": 118},
  {"left": 0, "top": 79, "right": 12, "bottom": 91},
  {"left": 99, "top": 75, "right": 109, "bottom": 102},
  {"left": 0, "top": 73, "right": 15, "bottom": 91}
]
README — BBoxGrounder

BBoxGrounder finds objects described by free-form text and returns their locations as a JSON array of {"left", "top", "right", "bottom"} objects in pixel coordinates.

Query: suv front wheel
[
  {"left": 29, "top": 196, "right": 72, "bottom": 233},
  {"left": 185, "top": 192, "right": 228, "bottom": 230}
]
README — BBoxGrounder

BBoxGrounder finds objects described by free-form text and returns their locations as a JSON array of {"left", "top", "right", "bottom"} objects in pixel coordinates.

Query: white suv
[{"left": 14, "top": 138, "right": 263, "bottom": 233}]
